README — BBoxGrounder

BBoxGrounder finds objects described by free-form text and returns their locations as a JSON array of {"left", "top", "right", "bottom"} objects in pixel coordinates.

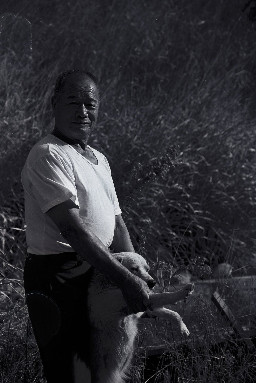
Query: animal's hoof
[
  {"left": 180, "top": 322, "right": 190, "bottom": 336},
  {"left": 181, "top": 328, "right": 190, "bottom": 336}
]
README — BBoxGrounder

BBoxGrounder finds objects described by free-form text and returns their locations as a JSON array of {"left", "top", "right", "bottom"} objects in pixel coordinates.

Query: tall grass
[{"left": 0, "top": 0, "right": 256, "bottom": 381}]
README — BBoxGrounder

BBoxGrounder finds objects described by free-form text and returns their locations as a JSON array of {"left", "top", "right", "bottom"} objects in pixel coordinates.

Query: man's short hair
[{"left": 54, "top": 69, "right": 98, "bottom": 97}]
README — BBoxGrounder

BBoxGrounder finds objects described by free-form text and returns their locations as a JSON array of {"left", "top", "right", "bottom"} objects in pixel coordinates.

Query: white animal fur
[{"left": 87, "top": 252, "right": 194, "bottom": 383}]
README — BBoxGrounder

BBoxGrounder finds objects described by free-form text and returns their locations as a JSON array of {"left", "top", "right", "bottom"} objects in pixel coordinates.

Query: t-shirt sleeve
[{"left": 25, "top": 150, "right": 79, "bottom": 213}]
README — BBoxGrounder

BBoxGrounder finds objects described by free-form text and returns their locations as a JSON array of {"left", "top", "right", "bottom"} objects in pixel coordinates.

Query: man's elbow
[
  {"left": 46, "top": 201, "right": 85, "bottom": 240},
  {"left": 59, "top": 221, "right": 78, "bottom": 240}
]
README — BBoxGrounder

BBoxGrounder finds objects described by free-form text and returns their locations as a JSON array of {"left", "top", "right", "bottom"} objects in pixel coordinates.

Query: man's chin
[
  {"left": 70, "top": 124, "right": 91, "bottom": 134},
  {"left": 54, "top": 128, "right": 91, "bottom": 146},
  {"left": 71, "top": 133, "right": 90, "bottom": 145}
]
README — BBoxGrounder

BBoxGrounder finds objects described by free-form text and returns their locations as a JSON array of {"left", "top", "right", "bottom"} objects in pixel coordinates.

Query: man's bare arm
[
  {"left": 46, "top": 200, "right": 150, "bottom": 313},
  {"left": 110, "top": 214, "right": 134, "bottom": 253}
]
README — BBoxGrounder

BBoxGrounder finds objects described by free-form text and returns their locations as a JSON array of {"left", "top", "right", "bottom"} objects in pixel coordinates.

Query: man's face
[{"left": 52, "top": 74, "right": 99, "bottom": 143}]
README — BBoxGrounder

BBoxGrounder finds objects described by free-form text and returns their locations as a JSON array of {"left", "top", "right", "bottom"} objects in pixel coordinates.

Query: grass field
[{"left": 0, "top": 0, "right": 256, "bottom": 381}]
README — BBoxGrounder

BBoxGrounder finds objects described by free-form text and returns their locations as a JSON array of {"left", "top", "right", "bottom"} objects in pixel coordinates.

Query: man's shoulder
[
  {"left": 26, "top": 134, "right": 70, "bottom": 164},
  {"left": 21, "top": 135, "right": 74, "bottom": 184}
]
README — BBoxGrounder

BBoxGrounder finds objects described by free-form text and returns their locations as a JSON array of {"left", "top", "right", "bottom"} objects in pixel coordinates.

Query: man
[{"left": 21, "top": 69, "right": 150, "bottom": 383}]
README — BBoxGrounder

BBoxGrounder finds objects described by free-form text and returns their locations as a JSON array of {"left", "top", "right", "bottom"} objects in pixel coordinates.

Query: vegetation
[{"left": 0, "top": 0, "right": 256, "bottom": 381}]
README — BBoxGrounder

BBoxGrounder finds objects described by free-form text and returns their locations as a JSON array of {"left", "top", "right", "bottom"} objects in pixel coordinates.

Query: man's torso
[{"left": 21, "top": 134, "right": 121, "bottom": 255}]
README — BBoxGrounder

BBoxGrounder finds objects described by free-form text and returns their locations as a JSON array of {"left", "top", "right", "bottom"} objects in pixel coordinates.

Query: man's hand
[{"left": 120, "top": 275, "right": 151, "bottom": 314}]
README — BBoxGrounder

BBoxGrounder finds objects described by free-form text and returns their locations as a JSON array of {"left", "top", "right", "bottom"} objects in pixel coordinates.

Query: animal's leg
[
  {"left": 147, "top": 307, "right": 190, "bottom": 336},
  {"left": 91, "top": 366, "right": 123, "bottom": 383},
  {"left": 90, "top": 325, "right": 135, "bottom": 383},
  {"left": 118, "top": 347, "right": 135, "bottom": 382},
  {"left": 149, "top": 283, "right": 194, "bottom": 308},
  {"left": 90, "top": 329, "right": 120, "bottom": 383}
]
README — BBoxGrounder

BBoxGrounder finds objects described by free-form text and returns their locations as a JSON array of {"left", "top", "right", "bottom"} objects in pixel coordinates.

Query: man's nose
[{"left": 77, "top": 104, "right": 88, "bottom": 117}]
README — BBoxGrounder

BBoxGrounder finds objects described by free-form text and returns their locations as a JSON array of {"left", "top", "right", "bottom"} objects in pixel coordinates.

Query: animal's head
[{"left": 114, "top": 252, "right": 156, "bottom": 289}]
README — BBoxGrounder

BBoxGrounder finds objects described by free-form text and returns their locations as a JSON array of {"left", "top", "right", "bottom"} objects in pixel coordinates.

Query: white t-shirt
[{"left": 21, "top": 134, "right": 122, "bottom": 255}]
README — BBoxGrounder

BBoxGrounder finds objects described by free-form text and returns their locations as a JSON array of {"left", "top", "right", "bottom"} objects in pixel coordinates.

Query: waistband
[
  {"left": 26, "top": 252, "right": 87, "bottom": 273},
  {"left": 25, "top": 252, "right": 92, "bottom": 285},
  {"left": 27, "top": 252, "right": 79, "bottom": 263}
]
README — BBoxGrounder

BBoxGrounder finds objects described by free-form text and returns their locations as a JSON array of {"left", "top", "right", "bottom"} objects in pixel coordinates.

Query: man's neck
[{"left": 52, "top": 128, "right": 87, "bottom": 150}]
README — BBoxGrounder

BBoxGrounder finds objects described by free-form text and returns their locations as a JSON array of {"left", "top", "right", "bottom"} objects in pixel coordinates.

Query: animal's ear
[{"left": 115, "top": 255, "right": 124, "bottom": 264}]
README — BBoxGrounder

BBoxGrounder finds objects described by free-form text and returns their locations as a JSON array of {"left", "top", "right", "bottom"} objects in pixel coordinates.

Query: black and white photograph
[{"left": 0, "top": 1, "right": 256, "bottom": 382}]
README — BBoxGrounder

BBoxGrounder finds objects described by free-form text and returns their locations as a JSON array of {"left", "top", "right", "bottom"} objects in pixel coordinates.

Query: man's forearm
[{"left": 61, "top": 222, "right": 135, "bottom": 287}]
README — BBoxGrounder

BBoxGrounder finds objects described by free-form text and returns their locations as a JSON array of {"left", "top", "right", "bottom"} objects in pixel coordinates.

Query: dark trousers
[{"left": 24, "top": 252, "right": 93, "bottom": 383}]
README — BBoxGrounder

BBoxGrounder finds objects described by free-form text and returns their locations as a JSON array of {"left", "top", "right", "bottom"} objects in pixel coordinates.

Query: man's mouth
[{"left": 72, "top": 121, "right": 90, "bottom": 125}]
